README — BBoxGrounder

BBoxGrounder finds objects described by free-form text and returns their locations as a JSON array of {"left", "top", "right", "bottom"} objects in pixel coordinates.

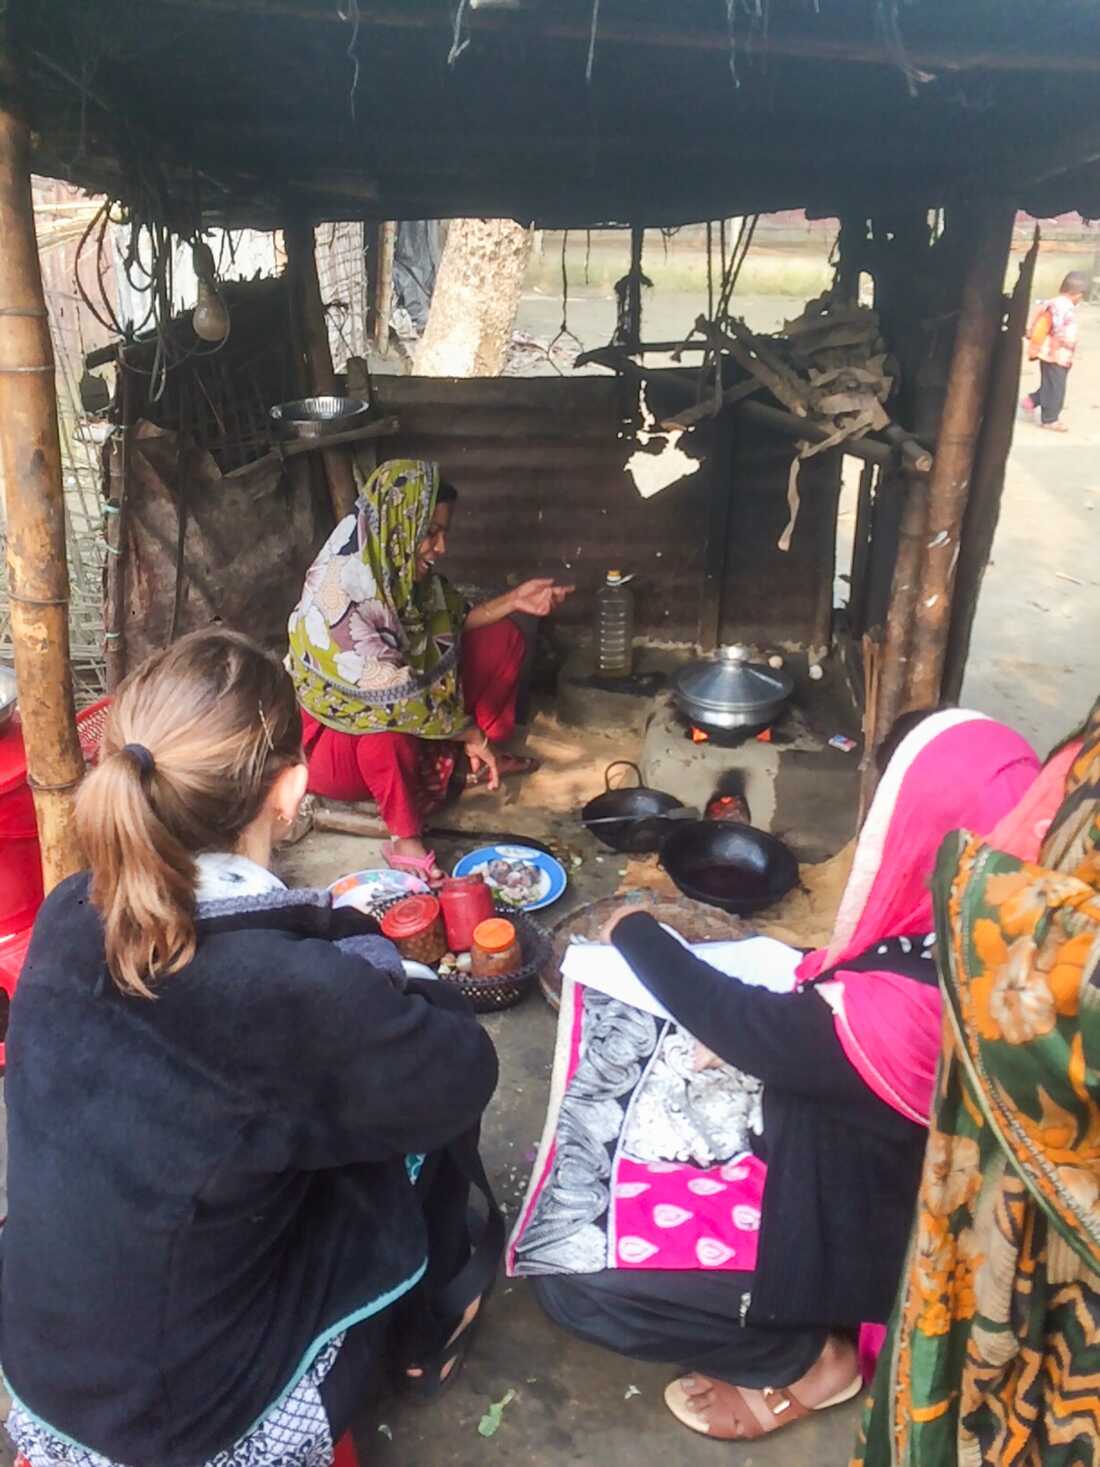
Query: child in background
[{"left": 1022, "top": 269, "right": 1089, "bottom": 432}]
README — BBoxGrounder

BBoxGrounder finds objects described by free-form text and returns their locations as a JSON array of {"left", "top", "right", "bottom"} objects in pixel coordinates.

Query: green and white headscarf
[{"left": 288, "top": 459, "right": 468, "bottom": 738}]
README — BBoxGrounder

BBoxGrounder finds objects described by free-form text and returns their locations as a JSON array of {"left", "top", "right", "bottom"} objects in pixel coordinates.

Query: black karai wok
[
  {"left": 581, "top": 761, "right": 685, "bottom": 854},
  {"left": 660, "top": 819, "right": 799, "bottom": 915}
]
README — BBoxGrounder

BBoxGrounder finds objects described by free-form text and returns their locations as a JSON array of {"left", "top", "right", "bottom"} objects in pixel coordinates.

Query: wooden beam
[
  {"left": 942, "top": 226, "right": 1040, "bottom": 702},
  {"left": 143, "top": 0, "right": 1100, "bottom": 74},
  {"left": 0, "top": 51, "right": 85, "bottom": 888},
  {"left": 873, "top": 469, "right": 927, "bottom": 747},
  {"left": 904, "top": 203, "right": 1016, "bottom": 708},
  {"left": 731, "top": 399, "right": 896, "bottom": 469},
  {"left": 283, "top": 218, "right": 358, "bottom": 521}
]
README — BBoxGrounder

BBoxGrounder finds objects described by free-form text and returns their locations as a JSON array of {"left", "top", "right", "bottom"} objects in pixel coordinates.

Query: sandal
[
  {"left": 664, "top": 1371, "right": 862, "bottom": 1441},
  {"left": 464, "top": 754, "right": 541, "bottom": 788},
  {"left": 1042, "top": 420, "right": 1069, "bottom": 433},
  {"left": 398, "top": 1294, "right": 489, "bottom": 1404},
  {"left": 382, "top": 842, "right": 445, "bottom": 887}
]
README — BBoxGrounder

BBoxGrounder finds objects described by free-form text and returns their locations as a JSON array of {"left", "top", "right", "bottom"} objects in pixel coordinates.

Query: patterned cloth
[
  {"left": 508, "top": 960, "right": 774, "bottom": 1279},
  {"left": 288, "top": 460, "right": 468, "bottom": 739},
  {"left": 7, "top": 1336, "right": 345, "bottom": 1467},
  {"left": 1031, "top": 292, "right": 1080, "bottom": 369},
  {"left": 854, "top": 708, "right": 1100, "bottom": 1466}
]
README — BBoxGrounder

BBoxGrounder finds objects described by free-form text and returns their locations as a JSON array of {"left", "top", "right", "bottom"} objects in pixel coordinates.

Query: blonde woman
[{"left": 0, "top": 629, "right": 500, "bottom": 1467}]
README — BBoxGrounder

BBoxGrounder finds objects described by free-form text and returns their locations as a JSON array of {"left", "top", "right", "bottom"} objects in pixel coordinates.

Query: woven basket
[{"left": 372, "top": 897, "right": 549, "bottom": 1013}]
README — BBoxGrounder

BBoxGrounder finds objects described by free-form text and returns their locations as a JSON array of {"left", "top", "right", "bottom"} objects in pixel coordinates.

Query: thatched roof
[{"left": 13, "top": 0, "right": 1100, "bottom": 228}]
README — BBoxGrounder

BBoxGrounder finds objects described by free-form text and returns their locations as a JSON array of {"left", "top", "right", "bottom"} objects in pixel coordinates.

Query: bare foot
[
  {"left": 670, "top": 1334, "right": 860, "bottom": 1438},
  {"left": 390, "top": 836, "right": 444, "bottom": 885},
  {"left": 405, "top": 1295, "right": 482, "bottom": 1383}
]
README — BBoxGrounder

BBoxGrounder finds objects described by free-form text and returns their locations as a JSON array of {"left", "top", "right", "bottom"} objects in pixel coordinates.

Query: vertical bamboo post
[
  {"left": 0, "top": 56, "right": 86, "bottom": 888},
  {"left": 904, "top": 203, "right": 1016, "bottom": 708},
  {"left": 942, "top": 226, "right": 1040, "bottom": 703},
  {"left": 284, "top": 218, "right": 358, "bottom": 521},
  {"left": 871, "top": 469, "right": 927, "bottom": 743}
]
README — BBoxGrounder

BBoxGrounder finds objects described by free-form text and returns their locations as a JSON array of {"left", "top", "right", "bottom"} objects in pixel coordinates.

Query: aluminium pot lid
[{"left": 672, "top": 645, "right": 793, "bottom": 715}]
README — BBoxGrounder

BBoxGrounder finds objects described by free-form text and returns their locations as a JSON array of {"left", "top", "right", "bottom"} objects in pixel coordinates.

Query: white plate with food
[{"left": 452, "top": 844, "right": 567, "bottom": 912}]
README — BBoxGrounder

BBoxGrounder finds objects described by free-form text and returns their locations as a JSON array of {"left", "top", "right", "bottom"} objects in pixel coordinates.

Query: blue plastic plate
[{"left": 452, "top": 844, "right": 567, "bottom": 913}]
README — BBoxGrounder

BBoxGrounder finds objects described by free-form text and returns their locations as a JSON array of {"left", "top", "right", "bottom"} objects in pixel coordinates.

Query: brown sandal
[{"left": 664, "top": 1373, "right": 862, "bottom": 1440}]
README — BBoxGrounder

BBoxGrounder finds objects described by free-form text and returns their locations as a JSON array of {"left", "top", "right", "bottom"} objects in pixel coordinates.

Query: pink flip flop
[{"left": 382, "top": 843, "right": 445, "bottom": 887}]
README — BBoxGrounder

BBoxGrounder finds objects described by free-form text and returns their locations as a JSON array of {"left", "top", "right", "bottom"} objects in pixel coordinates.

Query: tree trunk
[{"left": 413, "top": 218, "right": 533, "bottom": 377}]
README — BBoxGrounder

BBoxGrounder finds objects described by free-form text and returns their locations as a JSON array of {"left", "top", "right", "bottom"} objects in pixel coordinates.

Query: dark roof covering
[{"left": 14, "top": 0, "right": 1100, "bottom": 228}]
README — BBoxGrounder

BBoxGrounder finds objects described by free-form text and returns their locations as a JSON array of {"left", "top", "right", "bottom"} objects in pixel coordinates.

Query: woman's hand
[
  {"left": 509, "top": 578, "right": 575, "bottom": 618},
  {"left": 598, "top": 901, "right": 650, "bottom": 945},
  {"left": 461, "top": 726, "right": 500, "bottom": 791}
]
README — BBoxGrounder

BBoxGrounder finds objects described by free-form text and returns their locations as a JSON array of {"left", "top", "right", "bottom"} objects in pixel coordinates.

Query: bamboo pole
[
  {"left": 0, "top": 55, "right": 86, "bottom": 888},
  {"left": 283, "top": 218, "right": 358, "bottom": 521},
  {"left": 904, "top": 204, "right": 1016, "bottom": 709},
  {"left": 942, "top": 227, "right": 1040, "bottom": 703},
  {"left": 872, "top": 469, "right": 927, "bottom": 742}
]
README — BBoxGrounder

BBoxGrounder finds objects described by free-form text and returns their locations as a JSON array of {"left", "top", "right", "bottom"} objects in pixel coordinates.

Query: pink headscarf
[{"left": 797, "top": 711, "right": 1041, "bottom": 1126}]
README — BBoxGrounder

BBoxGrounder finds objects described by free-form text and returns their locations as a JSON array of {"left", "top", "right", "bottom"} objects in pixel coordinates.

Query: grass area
[{"left": 526, "top": 230, "right": 1097, "bottom": 303}]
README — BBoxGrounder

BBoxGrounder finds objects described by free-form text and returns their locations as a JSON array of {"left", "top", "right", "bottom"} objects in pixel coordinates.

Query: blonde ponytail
[{"left": 76, "top": 629, "right": 302, "bottom": 996}]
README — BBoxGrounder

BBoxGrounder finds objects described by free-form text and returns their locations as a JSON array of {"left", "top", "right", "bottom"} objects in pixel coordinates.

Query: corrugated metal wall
[{"left": 371, "top": 375, "right": 837, "bottom": 650}]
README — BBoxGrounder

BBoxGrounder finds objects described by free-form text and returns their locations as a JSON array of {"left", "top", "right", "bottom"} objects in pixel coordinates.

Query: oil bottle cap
[{"left": 606, "top": 569, "right": 623, "bottom": 584}]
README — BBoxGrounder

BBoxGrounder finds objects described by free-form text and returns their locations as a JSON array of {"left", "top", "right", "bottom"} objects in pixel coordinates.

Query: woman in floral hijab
[
  {"left": 288, "top": 460, "right": 571, "bottom": 883},
  {"left": 854, "top": 704, "right": 1100, "bottom": 1466}
]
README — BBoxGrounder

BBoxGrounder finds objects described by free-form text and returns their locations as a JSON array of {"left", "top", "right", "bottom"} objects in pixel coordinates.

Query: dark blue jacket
[{"left": 0, "top": 875, "right": 497, "bottom": 1464}]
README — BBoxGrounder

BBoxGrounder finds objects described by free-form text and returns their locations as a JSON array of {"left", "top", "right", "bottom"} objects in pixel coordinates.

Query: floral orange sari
[{"left": 855, "top": 711, "right": 1100, "bottom": 1467}]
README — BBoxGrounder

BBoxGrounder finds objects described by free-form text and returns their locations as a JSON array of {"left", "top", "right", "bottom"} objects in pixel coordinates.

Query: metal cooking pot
[
  {"left": 660, "top": 819, "right": 799, "bottom": 916},
  {"left": 0, "top": 665, "right": 17, "bottom": 732},
  {"left": 671, "top": 645, "right": 793, "bottom": 731},
  {"left": 581, "top": 761, "right": 684, "bottom": 854}
]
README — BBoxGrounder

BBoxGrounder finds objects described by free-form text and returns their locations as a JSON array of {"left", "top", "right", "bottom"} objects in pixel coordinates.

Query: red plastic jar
[
  {"left": 438, "top": 874, "right": 495, "bottom": 953},
  {"left": 380, "top": 894, "right": 447, "bottom": 966}
]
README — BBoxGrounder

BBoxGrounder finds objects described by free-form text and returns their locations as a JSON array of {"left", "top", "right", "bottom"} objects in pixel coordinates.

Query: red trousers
[{"left": 301, "top": 618, "right": 525, "bottom": 839}]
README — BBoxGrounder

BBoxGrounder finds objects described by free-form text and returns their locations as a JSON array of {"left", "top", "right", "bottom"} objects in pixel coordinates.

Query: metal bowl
[
  {"left": 269, "top": 396, "right": 371, "bottom": 439},
  {"left": 0, "top": 665, "right": 17, "bottom": 731},
  {"left": 672, "top": 644, "right": 793, "bottom": 731}
]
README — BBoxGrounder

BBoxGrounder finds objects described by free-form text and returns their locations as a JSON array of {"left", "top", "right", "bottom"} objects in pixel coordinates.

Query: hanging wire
[
  {"left": 724, "top": 0, "right": 738, "bottom": 86},
  {"left": 545, "top": 230, "right": 583, "bottom": 374},
  {"left": 585, "top": 0, "right": 601, "bottom": 84},
  {"left": 339, "top": 0, "right": 362, "bottom": 120},
  {"left": 706, "top": 222, "right": 714, "bottom": 321},
  {"left": 448, "top": 0, "right": 470, "bottom": 66}
]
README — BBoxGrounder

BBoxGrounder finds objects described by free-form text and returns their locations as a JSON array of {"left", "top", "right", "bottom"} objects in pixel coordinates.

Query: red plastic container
[
  {"left": 380, "top": 893, "right": 447, "bottom": 966},
  {"left": 0, "top": 716, "right": 44, "bottom": 933},
  {"left": 438, "top": 874, "right": 495, "bottom": 953}
]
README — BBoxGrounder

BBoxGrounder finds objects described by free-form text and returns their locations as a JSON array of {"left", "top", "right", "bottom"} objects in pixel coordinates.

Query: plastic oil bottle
[{"left": 594, "top": 570, "right": 635, "bottom": 677}]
